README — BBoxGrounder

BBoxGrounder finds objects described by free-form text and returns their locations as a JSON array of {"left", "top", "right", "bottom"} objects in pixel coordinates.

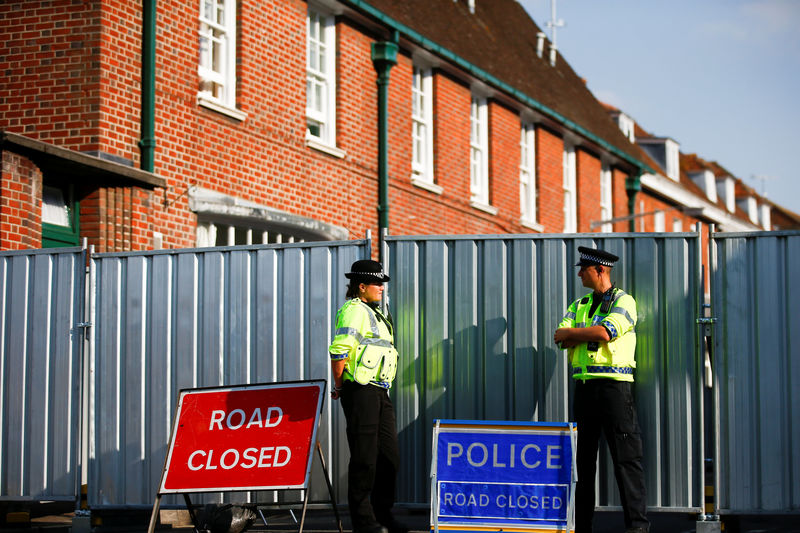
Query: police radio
[{"left": 587, "top": 286, "right": 616, "bottom": 352}]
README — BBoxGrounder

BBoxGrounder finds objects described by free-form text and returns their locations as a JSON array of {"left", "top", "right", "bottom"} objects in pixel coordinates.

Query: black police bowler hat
[
  {"left": 575, "top": 246, "right": 619, "bottom": 267},
  {"left": 345, "top": 260, "right": 390, "bottom": 282}
]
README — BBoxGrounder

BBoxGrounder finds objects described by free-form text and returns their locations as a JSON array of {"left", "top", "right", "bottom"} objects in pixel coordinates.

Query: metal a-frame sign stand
[{"left": 146, "top": 380, "right": 343, "bottom": 533}]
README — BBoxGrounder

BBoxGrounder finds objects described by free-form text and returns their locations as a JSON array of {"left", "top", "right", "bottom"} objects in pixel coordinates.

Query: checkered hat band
[
  {"left": 581, "top": 252, "right": 614, "bottom": 266},
  {"left": 351, "top": 271, "right": 386, "bottom": 277}
]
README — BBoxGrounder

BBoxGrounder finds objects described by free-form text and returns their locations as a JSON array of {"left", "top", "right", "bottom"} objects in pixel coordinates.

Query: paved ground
[{"left": 8, "top": 505, "right": 800, "bottom": 533}]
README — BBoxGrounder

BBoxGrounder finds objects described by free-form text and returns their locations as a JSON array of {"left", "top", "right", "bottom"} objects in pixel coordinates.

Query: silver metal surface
[
  {"left": 83, "top": 233, "right": 705, "bottom": 509},
  {"left": 385, "top": 233, "right": 704, "bottom": 510},
  {"left": 711, "top": 230, "right": 800, "bottom": 513},
  {"left": 0, "top": 247, "right": 85, "bottom": 500},
  {"left": 87, "top": 241, "right": 367, "bottom": 508}
]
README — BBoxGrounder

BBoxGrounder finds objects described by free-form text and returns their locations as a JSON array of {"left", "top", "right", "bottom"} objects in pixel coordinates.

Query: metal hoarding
[
  {"left": 0, "top": 247, "right": 85, "bottom": 501},
  {"left": 711, "top": 230, "right": 800, "bottom": 513},
  {"left": 87, "top": 241, "right": 367, "bottom": 507},
  {"left": 386, "top": 233, "right": 703, "bottom": 510}
]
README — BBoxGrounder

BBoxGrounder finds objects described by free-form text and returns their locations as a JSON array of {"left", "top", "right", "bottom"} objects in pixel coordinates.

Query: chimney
[
  {"left": 549, "top": 42, "right": 557, "bottom": 67},
  {"left": 536, "top": 31, "right": 546, "bottom": 58}
]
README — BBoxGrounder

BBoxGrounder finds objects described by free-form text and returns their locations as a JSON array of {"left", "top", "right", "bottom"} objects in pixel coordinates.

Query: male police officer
[{"left": 554, "top": 246, "right": 648, "bottom": 533}]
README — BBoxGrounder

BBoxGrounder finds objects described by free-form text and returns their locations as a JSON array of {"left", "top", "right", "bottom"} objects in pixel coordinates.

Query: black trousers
[
  {"left": 340, "top": 381, "right": 400, "bottom": 531},
  {"left": 574, "top": 379, "right": 649, "bottom": 532}
]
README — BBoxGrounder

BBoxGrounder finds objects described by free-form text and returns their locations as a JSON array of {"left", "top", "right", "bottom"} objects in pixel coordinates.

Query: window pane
[
  {"left": 216, "top": 3, "right": 225, "bottom": 25},
  {"left": 202, "top": 0, "right": 214, "bottom": 21},
  {"left": 306, "top": 8, "right": 334, "bottom": 143},
  {"left": 234, "top": 226, "right": 249, "bottom": 245},
  {"left": 42, "top": 186, "right": 70, "bottom": 226},
  {"left": 215, "top": 225, "right": 229, "bottom": 246}
]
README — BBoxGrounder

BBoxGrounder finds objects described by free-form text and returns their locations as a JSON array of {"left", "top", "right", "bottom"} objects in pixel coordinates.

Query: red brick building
[{"left": 0, "top": 0, "right": 788, "bottom": 253}]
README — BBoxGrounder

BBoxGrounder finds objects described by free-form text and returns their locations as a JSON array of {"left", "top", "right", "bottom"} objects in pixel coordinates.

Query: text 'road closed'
[{"left": 161, "top": 383, "right": 323, "bottom": 492}]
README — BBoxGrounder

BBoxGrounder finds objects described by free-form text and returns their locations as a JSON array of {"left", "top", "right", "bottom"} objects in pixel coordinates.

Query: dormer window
[
  {"left": 737, "top": 196, "right": 758, "bottom": 223},
  {"left": 716, "top": 176, "right": 735, "bottom": 213},
  {"left": 616, "top": 112, "right": 635, "bottom": 143},
  {"left": 759, "top": 204, "right": 771, "bottom": 230},
  {"left": 638, "top": 137, "right": 680, "bottom": 181},
  {"left": 689, "top": 170, "right": 718, "bottom": 203},
  {"left": 665, "top": 139, "right": 679, "bottom": 181}
]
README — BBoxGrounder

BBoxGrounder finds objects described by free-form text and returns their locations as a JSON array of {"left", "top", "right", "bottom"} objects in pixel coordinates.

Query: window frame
[
  {"left": 306, "top": 6, "right": 339, "bottom": 152},
  {"left": 470, "top": 95, "right": 491, "bottom": 210},
  {"left": 197, "top": 0, "right": 245, "bottom": 120},
  {"left": 42, "top": 183, "right": 80, "bottom": 248},
  {"left": 411, "top": 65, "right": 437, "bottom": 191},
  {"left": 519, "top": 122, "right": 539, "bottom": 227},
  {"left": 654, "top": 210, "right": 666, "bottom": 232},
  {"left": 196, "top": 221, "right": 304, "bottom": 247},
  {"left": 599, "top": 164, "right": 613, "bottom": 233},
  {"left": 665, "top": 139, "right": 680, "bottom": 181},
  {"left": 562, "top": 144, "right": 577, "bottom": 233}
]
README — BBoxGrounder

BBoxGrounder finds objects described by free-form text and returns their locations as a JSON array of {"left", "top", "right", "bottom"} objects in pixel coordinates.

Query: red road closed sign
[{"left": 159, "top": 381, "right": 325, "bottom": 493}]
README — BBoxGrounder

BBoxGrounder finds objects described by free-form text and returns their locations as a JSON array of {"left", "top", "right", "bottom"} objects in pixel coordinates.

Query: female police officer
[{"left": 329, "top": 260, "right": 407, "bottom": 533}]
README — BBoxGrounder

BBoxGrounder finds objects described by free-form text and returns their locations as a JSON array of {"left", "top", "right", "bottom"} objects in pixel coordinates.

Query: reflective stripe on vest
[
  {"left": 561, "top": 288, "right": 638, "bottom": 382},
  {"left": 573, "top": 366, "right": 633, "bottom": 376},
  {"left": 349, "top": 301, "right": 397, "bottom": 386}
]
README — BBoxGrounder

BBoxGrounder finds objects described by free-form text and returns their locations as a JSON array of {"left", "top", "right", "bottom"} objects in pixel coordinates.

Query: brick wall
[
  {"left": 576, "top": 147, "right": 601, "bottom": 233},
  {"left": 1, "top": 152, "right": 42, "bottom": 250},
  {"left": 635, "top": 192, "right": 700, "bottom": 233},
  {"left": 80, "top": 186, "right": 155, "bottom": 252},
  {"left": 488, "top": 100, "right": 522, "bottom": 231},
  {"left": 0, "top": 1, "right": 103, "bottom": 152},
  {"left": 612, "top": 167, "right": 629, "bottom": 232},
  {"left": 536, "top": 126, "right": 564, "bottom": 231},
  {"left": 2, "top": 0, "right": 643, "bottom": 252}
]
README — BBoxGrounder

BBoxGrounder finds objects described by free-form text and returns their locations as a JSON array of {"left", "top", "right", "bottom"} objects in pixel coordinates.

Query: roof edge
[
  {"left": 1, "top": 131, "right": 166, "bottom": 189},
  {"left": 342, "top": 0, "right": 655, "bottom": 174}
]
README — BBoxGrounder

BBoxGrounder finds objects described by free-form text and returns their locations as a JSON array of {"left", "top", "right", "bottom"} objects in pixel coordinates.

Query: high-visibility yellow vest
[
  {"left": 329, "top": 299, "right": 398, "bottom": 388},
  {"left": 558, "top": 288, "right": 638, "bottom": 382}
]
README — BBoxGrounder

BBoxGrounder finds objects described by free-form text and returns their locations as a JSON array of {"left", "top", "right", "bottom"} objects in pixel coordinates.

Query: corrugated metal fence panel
[
  {"left": 0, "top": 247, "right": 84, "bottom": 500},
  {"left": 712, "top": 231, "right": 800, "bottom": 513},
  {"left": 386, "top": 234, "right": 703, "bottom": 510},
  {"left": 87, "top": 241, "right": 367, "bottom": 508}
]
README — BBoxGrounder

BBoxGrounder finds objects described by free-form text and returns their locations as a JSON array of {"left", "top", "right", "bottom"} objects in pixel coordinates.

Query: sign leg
[
  {"left": 298, "top": 487, "right": 310, "bottom": 533},
  {"left": 316, "top": 441, "right": 344, "bottom": 533},
  {"left": 146, "top": 494, "right": 162, "bottom": 533},
  {"left": 183, "top": 494, "right": 202, "bottom": 533}
]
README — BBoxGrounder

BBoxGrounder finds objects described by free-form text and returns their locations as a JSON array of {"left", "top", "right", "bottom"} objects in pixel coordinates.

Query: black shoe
[
  {"left": 355, "top": 524, "right": 388, "bottom": 533},
  {"left": 378, "top": 517, "right": 409, "bottom": 533}
]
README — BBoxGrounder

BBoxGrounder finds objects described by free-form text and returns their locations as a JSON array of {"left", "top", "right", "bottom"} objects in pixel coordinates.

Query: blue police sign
[{"left": 430, "top": 420, "right": 576, "bottom": 532}]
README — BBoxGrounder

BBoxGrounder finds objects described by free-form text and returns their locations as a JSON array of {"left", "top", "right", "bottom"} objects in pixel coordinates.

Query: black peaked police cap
[
  {"left": 575, "top": 246, "right": 619, "bottom": 267},
  {"left": 345, "top": 259, "right": 390, "bottom": 283}
]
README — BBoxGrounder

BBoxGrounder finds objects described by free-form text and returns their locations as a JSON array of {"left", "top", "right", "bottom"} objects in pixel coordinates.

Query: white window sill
[
  {"left": 470, "top": 199, "right": 498, "bottom": 216},
  {"left": 520, "top": 219, "right": 544, "bottom": 232},
  {"left": 198, "top": 95, "right": 247, "bottom": 121},
  {"left": 306, "top": 137, "right": 346, "bottom": 159},
  {"left": 411, "top": 176, "right": 443, "bottom": 195}
]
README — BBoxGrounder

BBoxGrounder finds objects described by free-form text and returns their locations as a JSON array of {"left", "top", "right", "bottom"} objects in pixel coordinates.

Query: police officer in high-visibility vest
[
  {"left": 329, "top": 260, "right": 408, "bottom": 533},
  {"left": 554, "top": 247, "right": 649, "bottom": 533}
]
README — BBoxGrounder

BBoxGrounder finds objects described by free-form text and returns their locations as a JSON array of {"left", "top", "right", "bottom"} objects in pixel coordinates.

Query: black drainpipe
[
  {"left": 139, "top": 0, "right": 156, "bottom": 172},
  {"left": 626, "top": 168, "right": 643, "bottom": 232},
  {"left": 371, "top": 32, "right": 398, "bottom": 263}
]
